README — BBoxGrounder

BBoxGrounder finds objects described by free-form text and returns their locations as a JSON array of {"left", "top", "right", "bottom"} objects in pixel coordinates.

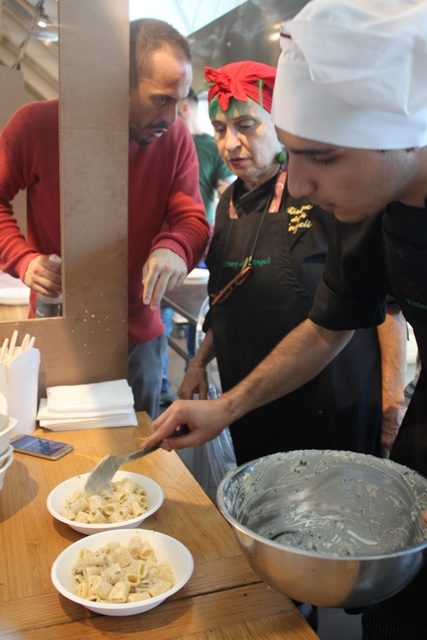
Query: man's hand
[
  {"left": 177, "top": 360, "right": 209, "bottom": 400},
  {"left": 380, "top": 400, "right": 407, "bottom": 458},
  {"left": 142, "top": 248, "right": 187, "bottom": 309},
  {"left": 23, "top": 254, "right": 62, "bottom": 296},
  {"left": 142, "top": 397, "right": 230, "bottom": 451}
]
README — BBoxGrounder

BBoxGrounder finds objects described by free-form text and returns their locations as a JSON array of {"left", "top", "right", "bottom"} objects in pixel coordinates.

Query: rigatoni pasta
[
  {"left": 72, "top": 536, "right": 175, "bottom": 603},
  {"left": 61, "top": 477, "right": 149, "bottom": 524}
]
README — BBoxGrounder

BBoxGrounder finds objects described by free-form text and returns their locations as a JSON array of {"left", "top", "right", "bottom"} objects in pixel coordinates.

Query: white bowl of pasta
[
  {"left": 51, "top": 528, "right": 194, "bottom": 615},
  {"left": 0, "top": 416, "right": 17, "bottom": 455},
  {"left": 0, "top": 447, "right": 13, "bottom": 490},
  {"left": 47, "top": 471, "right": 164, "bottom": 534}
]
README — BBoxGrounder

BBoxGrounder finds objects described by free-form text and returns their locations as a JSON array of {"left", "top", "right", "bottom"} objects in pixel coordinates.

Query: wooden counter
[
  {"left": 0, "top": 413, "right": 318, "bottom": 639},
  {"left": 0, "top": 303, "right": 29, "bottom": 322}
]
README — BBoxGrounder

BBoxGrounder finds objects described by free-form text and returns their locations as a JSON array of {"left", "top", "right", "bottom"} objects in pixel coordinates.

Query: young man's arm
[{"left": 144, "top": 319, "right": 353, "bottom": 449}]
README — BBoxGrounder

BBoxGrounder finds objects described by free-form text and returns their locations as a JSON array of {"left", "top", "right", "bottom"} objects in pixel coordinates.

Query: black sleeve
[{"left": 309, "top": 213, "right": 388, "bottom": 330}]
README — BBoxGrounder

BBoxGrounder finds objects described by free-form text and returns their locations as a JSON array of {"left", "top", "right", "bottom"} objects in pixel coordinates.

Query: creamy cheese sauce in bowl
[{"left": 217, "top": 450, "right": 427, "bottom": 607}]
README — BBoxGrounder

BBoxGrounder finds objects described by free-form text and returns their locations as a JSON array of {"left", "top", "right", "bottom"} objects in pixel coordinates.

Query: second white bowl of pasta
[
  {"left": 51, "top": 528, "right": 194, "bottom": 615},
  {"left": 47, "top": 471, "right": 164, "bottom": 534}
]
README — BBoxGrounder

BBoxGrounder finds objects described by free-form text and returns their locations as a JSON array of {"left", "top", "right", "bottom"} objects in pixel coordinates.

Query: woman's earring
[{"left": 276, "top": 149, "right": 286, "bottom": 165}]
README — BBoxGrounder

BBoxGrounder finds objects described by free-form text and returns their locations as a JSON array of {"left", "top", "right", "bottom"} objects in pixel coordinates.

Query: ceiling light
[
  {"left": 36, "top": 1, "right": 49, "bottom": 28},
  {"left": 37, "top": 15, "right": 48, "bottom": 28}
]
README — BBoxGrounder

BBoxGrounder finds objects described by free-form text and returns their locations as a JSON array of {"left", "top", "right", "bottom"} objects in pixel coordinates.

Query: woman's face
[{"left": 211, "top": 99, "right": 281, "bottom": 189}]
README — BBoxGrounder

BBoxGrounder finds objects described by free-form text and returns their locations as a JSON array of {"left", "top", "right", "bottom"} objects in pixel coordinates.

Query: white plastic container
[{"left": 0, "top": 349, "right": 41, "bottom": 437}]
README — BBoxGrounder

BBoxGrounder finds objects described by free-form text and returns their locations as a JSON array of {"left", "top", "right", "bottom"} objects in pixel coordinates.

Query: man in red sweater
[{"left": 0, "top": 18, "right": 210, "bottom": 416}]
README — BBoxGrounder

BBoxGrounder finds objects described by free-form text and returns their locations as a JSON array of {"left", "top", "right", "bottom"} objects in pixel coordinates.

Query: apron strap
[{"left": 228, "top": 169, "right": 287, "bottom": 219}]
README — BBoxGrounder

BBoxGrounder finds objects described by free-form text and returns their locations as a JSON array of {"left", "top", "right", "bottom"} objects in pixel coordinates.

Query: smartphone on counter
[{"left": 11, "top": 434, "right": 74, "bottom": 460}]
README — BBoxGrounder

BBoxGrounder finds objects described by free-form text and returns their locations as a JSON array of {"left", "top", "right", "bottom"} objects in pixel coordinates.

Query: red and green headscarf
[{"left": 205, "top": 60, "right": 276, "bottom": 116}]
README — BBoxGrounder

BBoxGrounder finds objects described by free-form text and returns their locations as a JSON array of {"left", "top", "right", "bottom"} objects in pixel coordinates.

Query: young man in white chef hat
[
  {"left": 269, "top": 2, "right": 427, "bottom": 636},
  {"left": 145, "top": 2, "right": 427, "bottom": 635}
]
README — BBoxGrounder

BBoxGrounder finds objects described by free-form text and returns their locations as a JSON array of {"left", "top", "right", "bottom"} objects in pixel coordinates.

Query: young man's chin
[{"left": 331, "top": 207, "right": 377, "bottom": 224}]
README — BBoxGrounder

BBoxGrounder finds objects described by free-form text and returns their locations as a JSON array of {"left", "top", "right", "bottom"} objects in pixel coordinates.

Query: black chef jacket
[{"left": 310, "top": 199, "right": 427, "bottom": 634}]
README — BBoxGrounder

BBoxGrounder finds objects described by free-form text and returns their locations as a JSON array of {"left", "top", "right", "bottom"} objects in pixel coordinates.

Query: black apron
[
  {"left": 206, "top": 176, "right": 382, "bottom": 465},
  {"left": 361, "top": 205, "right": 427, "bottom": 637}
]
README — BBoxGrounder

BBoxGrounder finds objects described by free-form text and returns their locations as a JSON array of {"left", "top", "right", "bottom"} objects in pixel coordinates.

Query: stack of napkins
[{"left": 37, "top": 379, "right": 138, "bottom": 431}]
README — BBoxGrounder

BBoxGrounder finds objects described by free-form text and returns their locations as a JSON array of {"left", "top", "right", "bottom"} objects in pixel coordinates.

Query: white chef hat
[{"left": 272, "top": 0, "right": 427, "bottom": 150}]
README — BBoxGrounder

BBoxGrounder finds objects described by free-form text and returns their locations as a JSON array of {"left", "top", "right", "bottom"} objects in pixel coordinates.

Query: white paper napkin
[
  {"left": 39, "top": 411, "right": 138, "bottom": 431},
  {"left": 37, "top": 398, "right": 135, "bottom": 420},
  {"left": 46, "top": 379, "right": 134, "bottom": 413}
]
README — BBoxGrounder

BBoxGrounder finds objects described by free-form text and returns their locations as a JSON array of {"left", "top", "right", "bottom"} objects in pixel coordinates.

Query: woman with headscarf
[{"left": 175, "top": 61, "right": 406, "bottom": 467}]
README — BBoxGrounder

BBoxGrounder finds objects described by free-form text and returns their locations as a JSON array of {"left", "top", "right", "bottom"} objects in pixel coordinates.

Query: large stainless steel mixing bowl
[{"left": 217, "top": 450, "right": 427, "bottom": 607}]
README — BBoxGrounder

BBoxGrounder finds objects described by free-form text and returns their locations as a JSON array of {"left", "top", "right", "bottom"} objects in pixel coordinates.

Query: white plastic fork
[{"left": 84, "top": 444, "right": 160, "bottom": 494}]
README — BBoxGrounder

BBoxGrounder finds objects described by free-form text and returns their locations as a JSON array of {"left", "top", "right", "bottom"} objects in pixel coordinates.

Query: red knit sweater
[{"left": 0, "top": 99, "right": 209, "bottom": 343}]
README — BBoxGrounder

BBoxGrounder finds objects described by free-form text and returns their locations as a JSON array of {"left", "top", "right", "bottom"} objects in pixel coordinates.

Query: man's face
[
  {"left": 277, "top": 129, "right": 418, "bottom": 222},
  {"left": 129, "top": 48, "right": 192, "bottom": 146}
]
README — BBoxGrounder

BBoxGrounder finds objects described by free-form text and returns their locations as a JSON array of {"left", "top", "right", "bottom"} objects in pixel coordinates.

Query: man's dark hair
[
  {"left": 186, "top": 88, "right": 199, "bottom": 104},
  {"left": 129, "top": 18, "right": 192, "bottom": 90}
]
